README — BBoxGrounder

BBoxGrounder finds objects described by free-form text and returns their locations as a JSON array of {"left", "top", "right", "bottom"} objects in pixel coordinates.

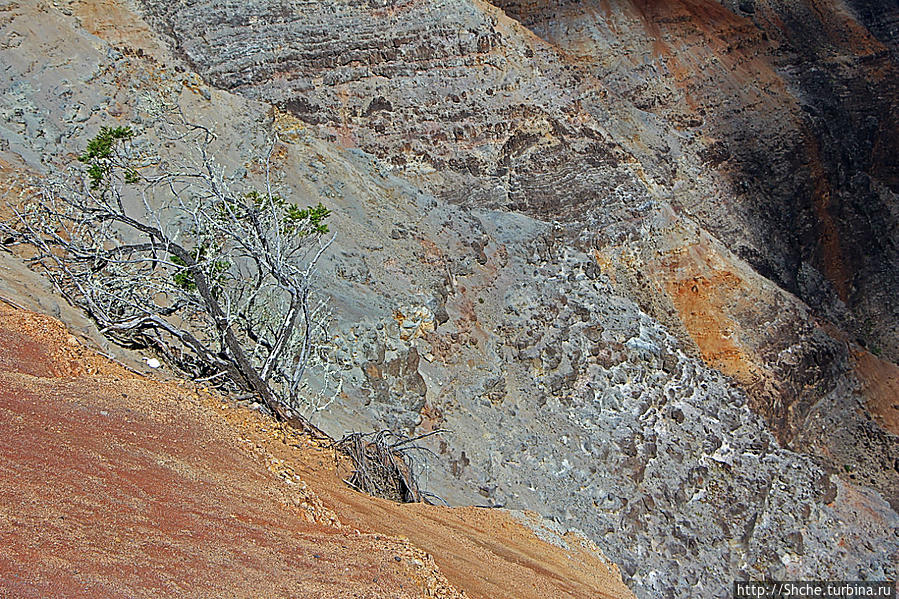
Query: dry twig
[{"left": 335, "top": 429, "right": 449, "bottom": 504}]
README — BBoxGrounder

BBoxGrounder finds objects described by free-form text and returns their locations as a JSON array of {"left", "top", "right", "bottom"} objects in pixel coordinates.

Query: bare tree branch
[{"left": 1, "top": 115, "right": 335, "bottom": 435}]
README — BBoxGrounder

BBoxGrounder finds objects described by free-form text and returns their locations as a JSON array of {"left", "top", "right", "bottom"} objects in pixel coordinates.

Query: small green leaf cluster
[
  {"left": 233, "top": 191, "right": 330, "bottom": 236},
  {"left": 78, "top": 126, "right": 135, "bottom": 189},
  {"left": 284, "top": 203, "right": 330, "bottom": 235},
  {"left": 170, "top": 246, "right": 230, "bottom": 292},
  {"left": 170, "top": 254, "right": 196, "bottom": 291}
]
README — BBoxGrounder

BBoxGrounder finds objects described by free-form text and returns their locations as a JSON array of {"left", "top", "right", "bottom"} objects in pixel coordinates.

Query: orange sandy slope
[{"left": 0, "top": 302, "right": 633, "bottom": 599}]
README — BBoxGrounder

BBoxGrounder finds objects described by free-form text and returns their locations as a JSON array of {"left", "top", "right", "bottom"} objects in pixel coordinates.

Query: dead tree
[
  {"left": 1, "top": 114, "right": 335, "bottom": 433},
  {"left": 335, "top": 429, "right": 449, "bottom": 504},
  {"left": 2, "top": 110, "right": 445, "bottom": 502}
]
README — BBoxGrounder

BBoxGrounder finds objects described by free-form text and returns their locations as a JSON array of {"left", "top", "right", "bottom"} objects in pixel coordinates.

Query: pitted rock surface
[{"left": 2, "top": 1, "right": 898, "bottom": 598}]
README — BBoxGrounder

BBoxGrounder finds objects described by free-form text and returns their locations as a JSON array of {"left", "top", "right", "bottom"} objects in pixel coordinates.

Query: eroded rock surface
[
  {"left": 137, "top": 0, "right": 899, "bottom": 358},
  {"left": 2, "top": 0, "right": 898, "bottom": 597}
]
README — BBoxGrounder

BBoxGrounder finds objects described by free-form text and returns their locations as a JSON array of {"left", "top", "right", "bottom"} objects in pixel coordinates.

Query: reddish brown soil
[
  {"left": 0, "top": 303, "right": 633, "bottom": 599},
  {"left": 0, "top": 306, "right": 462, "bottom": 599},
  {"left": 250, "top": 423, "right": 631, "bottom": 599}
]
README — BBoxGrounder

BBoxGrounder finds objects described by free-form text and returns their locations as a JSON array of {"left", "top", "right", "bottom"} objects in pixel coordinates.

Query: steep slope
[
  {"left": 131, "top": 0, "right": 899, "bottom": 508},
  {"left": 0, "top": 307, "right": 459, "bottom": 599},
  {"left": 1, "top": 1, "right": 897, "bottom": 598},
  {"left": 0, "top": 300, "right": 633, "bottom": 599},
  {"left": 136, "top": 0, "right": 899, "bottom": 361}
]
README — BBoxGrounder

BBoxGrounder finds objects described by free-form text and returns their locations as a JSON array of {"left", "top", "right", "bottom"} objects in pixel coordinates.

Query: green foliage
[
  {"left": 78, "top": 126, "right": 134, "bottom": 189},
  {"left": 86, "top": 163, "right": 107, "bottom": 187},
  {"left": 222, "top": 191, "right": 331, "bottom": 236},
  {"left": 170, "top": 247, "right": 230, "bottom": 292},
  {"left": 170, "top": 254, "right": 196, "bottom": 291},
  {"left": 245, "top": 190, "right": 281, "bottom": 209},
  {"left": 285, "top": 202, "right": 331, "bottom": 235},
  {"left": 79, "top": 126, "right": 133, "bottom": 162}
]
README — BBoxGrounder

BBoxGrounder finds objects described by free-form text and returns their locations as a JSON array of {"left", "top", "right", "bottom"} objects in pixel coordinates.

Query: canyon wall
[{"left": 2, "top": 0, "right": 897, "bottom": 597}]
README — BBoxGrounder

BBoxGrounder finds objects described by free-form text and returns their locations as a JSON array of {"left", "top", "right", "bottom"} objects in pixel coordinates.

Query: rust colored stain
[
  {"left": 647, "top": 231, "right": 789, "bottom": 440},
  {"left": 69, "top": 0, "right": 169, "bottom": 59},
  {"left": 804, "top": 134, "right": 852, "bottom": 302},
  {"left": 852, "top": 348, "right": 899, "bottom": 436},
  {"left": 664, "top": 271, "right": 756, "bottom": 384},
  {"left": 629, "top": 0, "right": 667, "bottom": 56},
  {"left": 624, "top": 0, "right": 788, "bottom": 119},
  {"left": 661, "top": 267, "right": 790, "bottom": 441}
]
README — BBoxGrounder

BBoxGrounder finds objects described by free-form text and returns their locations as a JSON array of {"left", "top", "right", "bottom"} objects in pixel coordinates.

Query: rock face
[
  {"left": 2, "top": 0, "right": 898, "bottom": 598},
  {"left": 133, "top": 0, "right": 899, "bottom": 482},
  {"left": 137, "top": 0, "right": 899, "bottom": 358}
]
